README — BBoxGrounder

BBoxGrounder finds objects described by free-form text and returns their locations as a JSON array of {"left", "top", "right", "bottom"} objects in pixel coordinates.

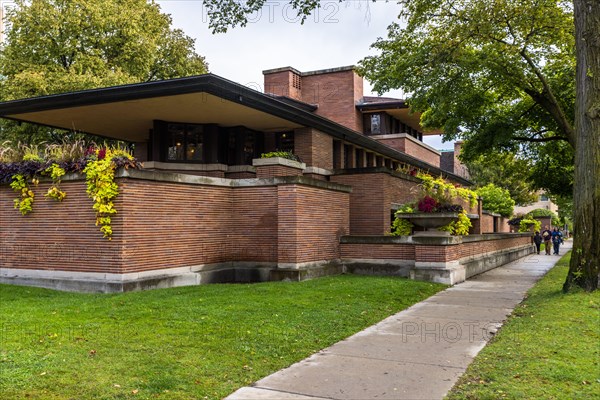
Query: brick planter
[{"left": 253, "top": 157, "right": 306, "bottom": 178}]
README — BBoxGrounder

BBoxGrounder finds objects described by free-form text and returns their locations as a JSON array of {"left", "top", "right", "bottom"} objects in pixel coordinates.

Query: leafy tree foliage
[
  {"left": 527, "top": 208, "right": 560, "bottom": 227},
  {"left": 360, "top": 0, "right": 575, "bottom": 148},
  {"left": 0, "top": 0, "right": 208, "bottom": 143},
  {"left": 475, "top": 183, "right": 515, "bottom": 218},
  {"left": 463, "top": 152, "right": 537, "bottom": 205}
]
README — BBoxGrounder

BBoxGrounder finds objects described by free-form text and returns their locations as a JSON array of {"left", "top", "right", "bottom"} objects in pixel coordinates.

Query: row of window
[
  {"left": 158, "top": 122, "right": 293, "bottom": 165},
  {"left": 364, "top": 112, "right": 423, "bottom": 141}
]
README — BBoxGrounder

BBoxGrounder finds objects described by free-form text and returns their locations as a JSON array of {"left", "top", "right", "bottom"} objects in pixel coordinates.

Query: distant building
[
  {"left": 440, "top": 141, "right": 470, "bottom": 180},
  {"left": 513, "top": 192, "right": 558, "bottom": 215}
]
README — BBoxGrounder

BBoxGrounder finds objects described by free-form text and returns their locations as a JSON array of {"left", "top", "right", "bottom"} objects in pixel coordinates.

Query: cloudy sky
[{"left": 156, "top": 0, "right": 450, "bottom": 150}]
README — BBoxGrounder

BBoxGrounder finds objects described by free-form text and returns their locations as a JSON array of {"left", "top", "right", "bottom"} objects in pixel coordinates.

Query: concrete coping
[
  {"left": 111, "top": 168, "right": 353, "bottom": 193},
  {"left": 252, "top": 157, "right": 306, "bottom": 169},
  {"left": 341, "top": 232, "right": 531, "bottom": 246},
  {"left": 303, "top": 166, "right": 334, "bottom": 176},
  {"left": 370, "top": 133, "right": 442, "bottom": 156},
  {"left": 482, "top": 209, "right": 502, "bottom": 217},
  {"left": 227, "top": 165, "right": 256, "bottom": 173},
  {"left": 332, "top": 166, "right": 422, "bottom": 183},
  {"left": 142, "top": 161, "right": 228, "bottom": 172}
]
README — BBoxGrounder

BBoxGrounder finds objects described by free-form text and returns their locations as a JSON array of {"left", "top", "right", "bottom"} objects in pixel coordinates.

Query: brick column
[{"left": 294, "top": 127, "right": 333, "bottom": 170}]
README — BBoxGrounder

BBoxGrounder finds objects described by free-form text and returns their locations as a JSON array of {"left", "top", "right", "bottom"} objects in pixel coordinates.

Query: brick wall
[
  {"left": 300, "top": 69, "right": 363, "bottom": 132},
  {"left": 294, "top": 127, "right": 333, "bottom": 169},
  {"left": 0, "top": 180, "right": 123, "bottom": 273},
  {"left": 332, "top": 171, "right": 420, "bottom": 235},
  {"left": 1, "top": 174, "right": 350, "bottom": 275},
  {"left": 118, "top": 179, "right": 233, "bottom": 273},
  {"left": 263, "top": 69, "right": 302, "bottom": 100},
  {"left": 277, "top": 184, "right": 349, "bottom": 264},
  {"left": 374, "top": 135, "right": 441, "bottom": 168},
  {"left": 480, "top": 213, "right": 495, "bottom": 233},
  {"left": 340, "top": 243, "right": 415, "bottom": 260},
  {"left": 255, "top": 165, "right": 303, "bottom": 178},
  {"left": 341, "top": 234, "right": 532, "bottom": 265},
  {"left": 231, "top": 186, "right": 278, "bottom": 262}
]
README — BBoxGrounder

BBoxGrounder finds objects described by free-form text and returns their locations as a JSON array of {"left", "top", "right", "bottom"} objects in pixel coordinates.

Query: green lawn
[
  {"left": 0, "top": 275, "right": 445, "bottom": 399},
  {"left": 446, "top": 252, "right": 600, "bottom": 399}
]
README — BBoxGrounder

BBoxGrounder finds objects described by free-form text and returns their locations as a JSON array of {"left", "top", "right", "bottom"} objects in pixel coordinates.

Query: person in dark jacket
[
  {"left": 533, "top": 231, "right": 543, "bottom": 254},
  {"left": 541, "top": 226, "right": 553, "bottom": 255},
  {"left": 552, "top": 228, "right": 563, "bottom": 255}
]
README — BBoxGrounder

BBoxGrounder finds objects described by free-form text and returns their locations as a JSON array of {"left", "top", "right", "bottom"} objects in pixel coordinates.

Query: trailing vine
[
  {"left": 390, "top": 204, "right": 414, "bottom": 236},
  {"left": 1, "top": 142, "right": 140, "bottom": 239},
  {"left": 83, "top": 147, "right": 134, "bottom": 239},
  {"left": 44, "top": 163, "right": 66, "bottom": 202},
  {"left": 10, "top": 174, "right": 37, "bottom": 215}
]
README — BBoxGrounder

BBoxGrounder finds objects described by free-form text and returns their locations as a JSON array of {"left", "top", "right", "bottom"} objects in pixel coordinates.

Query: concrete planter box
[
  {"left": 252, "top": 157, "right": 306, "bottom": 178},
  {"left": 395, "top": 212, "right": 460, "bottom": 236}
]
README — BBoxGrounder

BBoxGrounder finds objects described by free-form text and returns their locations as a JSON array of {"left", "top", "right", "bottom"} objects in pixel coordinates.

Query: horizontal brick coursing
[
  {"left": 294, "top": 128, "right": 333, "bottom": 170},
  {"left": 0, "top": 180, "right": 123, "bottom": 273},
  {"left": 331, "top": 172, "right": 420, "bottom": 235},
  {"left": 277, "top": 184, "right": 349, "bottom": 264},
  {"left": 1, "top": 176, "right": 350, "bottom": 275},
  {"left": 341, "top": 236, "right": 532, "bottom": 264},
  {"left": 481, "top": 214, "right": 495, "bottom": 233},
  {"left": 340, "top": 243, "right": 415, "bottom": 260},
  {"left": 376, "top": 137, "right": 440, "bottom": 168},
  {"left": 256, "top": 165, "right": 303, "bottom": 179}
]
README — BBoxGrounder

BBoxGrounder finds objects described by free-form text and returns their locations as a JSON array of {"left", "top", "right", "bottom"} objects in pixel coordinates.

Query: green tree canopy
[
  {"left": 476, "top": 183, "right": 515, "bottom": 218},
  {"left": 0, "top": 0, "right": 208, "bottom": 101},
  {"left": 360, "top": 0, "right": 575, "bottom": 148},
  {"left": 463, "top": 152, "right": 537, "bottom": 205}
]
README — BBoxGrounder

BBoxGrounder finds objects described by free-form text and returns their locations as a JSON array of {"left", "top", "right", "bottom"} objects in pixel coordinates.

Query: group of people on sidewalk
[{"left": 533, "top": 226, "right": 564, "bottom": 255}]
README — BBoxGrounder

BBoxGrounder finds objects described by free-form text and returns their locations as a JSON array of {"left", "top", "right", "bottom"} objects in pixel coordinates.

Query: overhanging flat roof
[
  {"left": 0, "top": 74, "right": 470, "bottom": 185},
  {"left": 357, "top": 99, "right": 443, "bottom": 135}
]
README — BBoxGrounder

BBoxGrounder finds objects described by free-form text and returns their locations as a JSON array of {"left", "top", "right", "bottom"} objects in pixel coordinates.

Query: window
[
  {"left": 167, "top": 123, "right": 204, "bottom": 162},
  {"left": 540, "top": 194, "right": 549, "bottom": 201},
  {"left": 275, "top": 132, "right": 294, "bottom": 153},
  {"left": 370, "top": 114, "right": 381, "bottom": 134}
]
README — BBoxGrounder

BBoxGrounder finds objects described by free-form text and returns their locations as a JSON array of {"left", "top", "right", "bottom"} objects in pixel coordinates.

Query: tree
[
  {"left": 356, "top": 0, "right": 597, "bottom": 291},
  {"left": 563, "top": 0, "right": 600, "bottom": 292},
  {"left": 0, "top": 0, "right": 208, "bottom": 143},
  {"left": 463, "top": 152, "right": 538, "bottom": 205},
  {"left": 475, "top": 183, "right": 515, "bottom": 218}
]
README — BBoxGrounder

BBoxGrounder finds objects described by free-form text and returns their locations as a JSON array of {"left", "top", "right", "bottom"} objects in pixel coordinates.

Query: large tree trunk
[{"left": 564, "top": 0, "right": 600, "bottom": 292}]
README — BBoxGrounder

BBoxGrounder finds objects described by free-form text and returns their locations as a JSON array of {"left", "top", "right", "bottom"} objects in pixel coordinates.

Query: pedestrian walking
[
  {"left": 552, "top": 227, "right": 563, "bottom": 255},
  {"left": 533, "top": 231, "right": 543, "bottom": 254},
  {"left": 542, "top": 226, "right": 552, "bottom": 255}
]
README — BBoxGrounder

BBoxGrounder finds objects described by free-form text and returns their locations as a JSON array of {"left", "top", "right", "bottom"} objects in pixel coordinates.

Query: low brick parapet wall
[
  {"left": 0, "top": 169, "right": 351, "bottom": 292},
  {"left": 340, "top": 233, "right": 534, "bottom": 284}
]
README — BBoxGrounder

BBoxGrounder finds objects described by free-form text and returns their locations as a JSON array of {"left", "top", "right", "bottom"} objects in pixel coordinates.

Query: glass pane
[
  {"left": 243, "top": 133, "right": 255, "bottom": 165},
  {"left": 371, "top": 114, "right": 381, "bottom": 134},
  {"left": 186, "top": 125, "right": 203, "bottom": 162},
  {"left": 167, "top": 124, "right": 185, "bottom": 161}
]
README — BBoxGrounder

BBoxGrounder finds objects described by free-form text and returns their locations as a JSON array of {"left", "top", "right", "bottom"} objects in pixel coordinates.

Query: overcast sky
[{"left": 156, "top": 0, "right": 450, "bottom": 150}]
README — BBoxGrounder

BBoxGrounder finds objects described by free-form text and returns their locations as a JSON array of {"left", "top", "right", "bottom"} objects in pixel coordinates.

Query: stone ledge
[{"left": 252, "top": 157, "right": 306, "bottom": 169}]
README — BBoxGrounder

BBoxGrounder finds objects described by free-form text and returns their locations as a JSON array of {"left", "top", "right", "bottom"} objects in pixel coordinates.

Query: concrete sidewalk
[{"left": 226, "top": 241, "right": 571, "bottom": 400}]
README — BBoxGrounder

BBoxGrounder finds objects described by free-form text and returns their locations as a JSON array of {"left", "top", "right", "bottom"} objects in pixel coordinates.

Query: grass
[
  {"left": 0, "top": 275, "right": 445, "bottom": 399},
  {"left": 446, "top": 252, "right": 600, "bottom": 400}
]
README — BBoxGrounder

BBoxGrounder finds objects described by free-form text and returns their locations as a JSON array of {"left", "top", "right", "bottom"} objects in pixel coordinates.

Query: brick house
[{"left": 0, "top": 66, "right": 531, "bottom": 291}]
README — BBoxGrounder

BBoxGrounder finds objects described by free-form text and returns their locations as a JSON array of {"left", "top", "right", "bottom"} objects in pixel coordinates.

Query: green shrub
[
  {"left": 519, "top": 217, "right": 541, "bottom": 233},
  {"left": 476, "top": 183, "right": 515, "bottom": 217},
  {"left": 260, "top": 151, "right": 299, "bottom": 162}
]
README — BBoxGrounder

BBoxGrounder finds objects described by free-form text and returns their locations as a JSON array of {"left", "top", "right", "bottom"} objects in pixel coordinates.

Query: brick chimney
[{"left": 263, "top": 66, "right": 364, "bottom": 132}]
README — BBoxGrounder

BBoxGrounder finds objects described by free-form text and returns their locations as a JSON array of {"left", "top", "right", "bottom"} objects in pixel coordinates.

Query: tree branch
[
  {"left": 519, "top": 50, "right": 576, "bottom": 147},
  {"left": 513, "top": 135, "right": 569, "bottom": 142}
]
